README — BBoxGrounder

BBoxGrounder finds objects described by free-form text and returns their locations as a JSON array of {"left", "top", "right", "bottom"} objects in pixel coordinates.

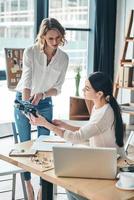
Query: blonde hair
[{"left": 35, "top": 18, "right": 66, "bottom": 51}]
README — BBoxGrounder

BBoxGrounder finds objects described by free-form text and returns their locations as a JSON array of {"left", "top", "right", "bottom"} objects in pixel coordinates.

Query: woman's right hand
[{"left": 29, "top": 114, "right": 47, "bottom": 127}]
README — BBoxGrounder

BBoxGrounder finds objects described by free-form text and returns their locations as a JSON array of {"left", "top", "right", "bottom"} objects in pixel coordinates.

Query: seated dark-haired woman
[{"left": 29, "top": 72, "right": 125, "bottom": 200}]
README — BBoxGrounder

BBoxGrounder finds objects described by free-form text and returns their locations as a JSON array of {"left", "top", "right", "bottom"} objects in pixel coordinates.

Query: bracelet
[{"left": 42, "top": 92, "right": 47, "bottom": 100}]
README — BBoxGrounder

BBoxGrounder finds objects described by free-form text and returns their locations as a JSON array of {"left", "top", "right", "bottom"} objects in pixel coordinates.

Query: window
[
  {"left": 67, "top": 0, "right": 77, "bottom": 7},
  {"left": 11, "top": 0, "right": 18, "bottom": 11},
  {"left": 49, "top": 0, "right": 62, "bottom": 8},
  {"left": 20, "top": 0, "right": 28, "bottom": 10},
  {"left": 49, "top": 0, "right": 90, "bottom": 118},
  {"left": 0, "top": 0, "right": 34, "bottom": 122},
  {"left": 0, "top": 0, "right": 34, "bottom": 71},
  {"left": 0, "top": 27, "right": 4, "bottom": 37},
  {"left": 0, "top": 1, "right": 4, "bottom": 12},
  {"left": 49, "top": 0, "right": 89, "bottom": 28}
]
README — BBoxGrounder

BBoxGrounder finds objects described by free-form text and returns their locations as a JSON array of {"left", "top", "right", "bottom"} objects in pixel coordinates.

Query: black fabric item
[
  {"left": 34, "top": 0, "right": 49, "bottom": 36},
  {"left": 94, "top": 0, "right": 117, "bottom": 81}
]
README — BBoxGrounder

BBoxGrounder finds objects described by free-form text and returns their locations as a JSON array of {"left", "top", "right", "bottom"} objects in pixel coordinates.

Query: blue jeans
[
  {"left": 14, "top": 92, "right": 53, "bottom": 181},
  {"left": 66, "top": 191, "right": 88, "bottom": 200}
]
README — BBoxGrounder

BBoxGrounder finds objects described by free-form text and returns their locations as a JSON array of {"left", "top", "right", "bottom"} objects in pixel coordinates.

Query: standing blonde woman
[{"left": 14, "top": 18, "right": 69, "bottom": 200}]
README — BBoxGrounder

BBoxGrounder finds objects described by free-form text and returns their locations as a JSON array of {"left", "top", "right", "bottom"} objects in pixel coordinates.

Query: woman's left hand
[
  {"left": 52, "top": 119, "right": 66, "bottom": 128},
  {"left": 29, "top": 114, "right": 47, "bottom": 127}
]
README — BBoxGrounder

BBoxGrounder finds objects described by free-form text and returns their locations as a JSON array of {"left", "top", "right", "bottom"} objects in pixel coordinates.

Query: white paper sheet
[{"left": 31, "top": 135, "right": 72, "bottom": 152}]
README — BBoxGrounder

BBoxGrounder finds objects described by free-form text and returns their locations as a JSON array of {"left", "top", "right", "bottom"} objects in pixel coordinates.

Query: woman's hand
[
  {"left": 29, "top": 114, "right": 47, "bottom": 127},
  {"left": 52, "top": 119, "right": 67, "bottom": 128},
  {"left": 30, "top": 93, "right": 43, "bottom": 105},
  {"left": 53, "top": 119, "right": 80, "bottom": 131}
]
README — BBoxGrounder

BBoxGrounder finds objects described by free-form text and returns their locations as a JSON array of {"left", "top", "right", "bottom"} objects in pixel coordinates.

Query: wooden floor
[{"left": 0, "top": 136, "right": 67, "bottom": 200}]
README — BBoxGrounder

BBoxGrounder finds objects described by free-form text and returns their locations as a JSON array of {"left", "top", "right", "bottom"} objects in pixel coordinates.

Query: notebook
[
  {"left": 53, "top": 146, "right": 117, "bottom": 179},
  {"left": 9, "top": 148, "right": 37, "bottom": 157}
]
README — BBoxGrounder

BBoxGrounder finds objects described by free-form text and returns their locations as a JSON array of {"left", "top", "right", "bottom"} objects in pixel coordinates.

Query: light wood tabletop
[{"left": 0, "top": 140, "right": 134, "bottom": 200}]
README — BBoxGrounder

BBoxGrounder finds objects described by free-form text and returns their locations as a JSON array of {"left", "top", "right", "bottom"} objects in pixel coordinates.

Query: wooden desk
[{"left": 0, "top": 141, "right": 134, "bottom": 200}]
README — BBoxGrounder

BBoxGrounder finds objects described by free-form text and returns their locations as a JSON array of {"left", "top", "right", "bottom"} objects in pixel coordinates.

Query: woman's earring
[{"left": 105, "top": 95, "right": 110, "bottom": 102}]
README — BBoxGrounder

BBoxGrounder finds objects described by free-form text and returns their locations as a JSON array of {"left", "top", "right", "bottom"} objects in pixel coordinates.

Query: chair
[
  {"left": 0, "top": 122, "right": 28, "bottom": 200},
  {"left": 125, "top": 130, "right": 134, "bottom": 155}
]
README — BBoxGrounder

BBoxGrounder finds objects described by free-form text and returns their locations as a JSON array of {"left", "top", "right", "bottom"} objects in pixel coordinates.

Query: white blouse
[
  {"left": 64, "top": 103, "right": 125, "bottom": 157},
  {"left": 64, "top": 104, "right": 116, "bottom": 147},
  {"left": 16, "top": 45, "right": 69, "bottom": 95}
]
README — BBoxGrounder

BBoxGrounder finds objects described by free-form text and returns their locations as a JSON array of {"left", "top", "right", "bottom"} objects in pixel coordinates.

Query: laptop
[{"left": 53, "top": 146, "right": 117, "bottom": 179}]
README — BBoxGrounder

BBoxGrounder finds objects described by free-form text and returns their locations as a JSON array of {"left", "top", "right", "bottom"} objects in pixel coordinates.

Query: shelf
[
  {"left": 121, "top": 103, "right": 134, "bottom": 115},
  {"left": 121, "top": 59, "right": 134, "bottom": 67},
  {"left": 126, "top": 37, "right": 134, "bottom": 42},
  {"left": 114, "top": 10, "right": 134, "bottom": 116},
  {"left": 116, "top": 85, "right": 134, "bottom": 90},
  {"left": 121, "top": 110, "right": 134, "bottom": 115}
]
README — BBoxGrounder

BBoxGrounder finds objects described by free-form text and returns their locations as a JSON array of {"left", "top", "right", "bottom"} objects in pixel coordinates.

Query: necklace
[{"left": 44, "top": 49, "right": 56, "bottom": 66}]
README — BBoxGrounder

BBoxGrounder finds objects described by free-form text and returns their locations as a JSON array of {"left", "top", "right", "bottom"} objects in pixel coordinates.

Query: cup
[{"left": 119, "top": 172, "right": 134, "bottom": 188}]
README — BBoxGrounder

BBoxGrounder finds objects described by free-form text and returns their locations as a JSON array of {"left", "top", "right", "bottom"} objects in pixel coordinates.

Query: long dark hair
[{"left": 88, "top": 72, "right": 124, "bottom": 147}]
